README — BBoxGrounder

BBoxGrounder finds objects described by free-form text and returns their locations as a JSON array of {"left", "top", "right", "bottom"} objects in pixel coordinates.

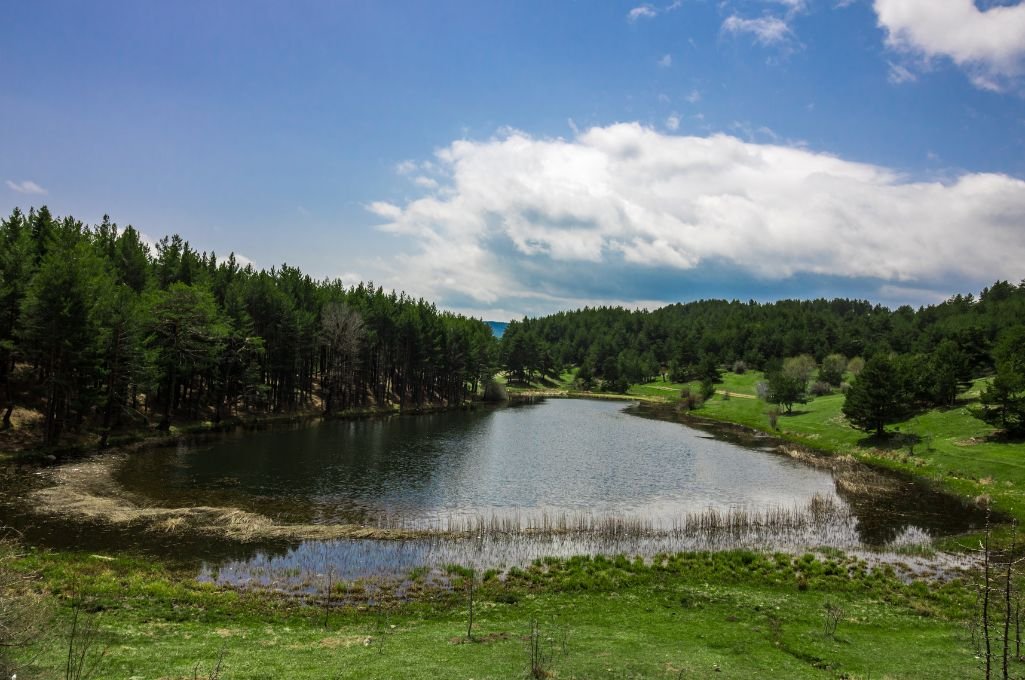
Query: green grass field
[{"left": 7, "top": 548, "right": 982, "bottom": 679}]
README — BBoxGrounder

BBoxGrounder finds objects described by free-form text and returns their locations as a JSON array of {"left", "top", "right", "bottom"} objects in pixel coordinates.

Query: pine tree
[{"left": 841, "top": 354, "right": 908, "bottom": 437}]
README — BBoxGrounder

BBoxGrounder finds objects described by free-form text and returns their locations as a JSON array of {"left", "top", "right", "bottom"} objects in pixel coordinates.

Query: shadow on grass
[
  {"left": 854, "top": 432, "right": 918, "bottom": 450},
  {"left": 984, "top": 430, "right": 1025, "bottom": 444},
  {"left": 781, "top": 409, "right": 812, "bottom": 417}
]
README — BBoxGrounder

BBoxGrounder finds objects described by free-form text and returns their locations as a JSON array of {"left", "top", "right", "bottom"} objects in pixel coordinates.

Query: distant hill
[{"left": 486, "top": 321, "right": 509, "bottom": 338}]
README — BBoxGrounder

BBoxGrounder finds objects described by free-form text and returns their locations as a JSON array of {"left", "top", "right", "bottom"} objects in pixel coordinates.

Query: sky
[{"left": 3, "top": 0, "right": 1025, "bottom": 320}]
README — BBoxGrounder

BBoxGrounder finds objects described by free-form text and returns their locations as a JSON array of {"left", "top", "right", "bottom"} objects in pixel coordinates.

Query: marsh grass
[{"left": 200, "top": 495, "right": 949, "bottom": 598}]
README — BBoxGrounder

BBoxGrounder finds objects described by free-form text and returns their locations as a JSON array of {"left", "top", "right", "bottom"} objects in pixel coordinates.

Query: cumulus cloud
[
  {"left": 665, "top": 113, "right": 681, "bottom": 131},
  {"left": 5, "top": 179, "right": 47, "bottom": 195},
  {"left": 658, "top": 53, "right": 673, "bottom": 67},
  {"left": 875, "top": 0, "right": 1025, "bottom": 90},
  {"left": 722, "top": 15, "right": 793, "bottom": 46},
  {"left": 369, "top": 123, "right": 1025, "bottom": 316}
]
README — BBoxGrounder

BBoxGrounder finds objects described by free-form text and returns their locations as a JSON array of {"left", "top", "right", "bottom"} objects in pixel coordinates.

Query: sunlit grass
[
  {"left": 10, "top": 547, "right": 980, "bottom": 679},
  {"left": 630, "top": 372, "right": 1025, "bottom": 527}
]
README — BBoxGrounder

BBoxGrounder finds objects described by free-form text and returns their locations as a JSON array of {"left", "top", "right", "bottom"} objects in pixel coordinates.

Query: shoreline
[{"left": 8, "top": 393, "right": 989, "bottom": 559}]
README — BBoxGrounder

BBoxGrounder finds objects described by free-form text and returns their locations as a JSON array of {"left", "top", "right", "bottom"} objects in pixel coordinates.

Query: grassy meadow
[{"left": 6, "top": 547, "right": 983, "bottom": 679}]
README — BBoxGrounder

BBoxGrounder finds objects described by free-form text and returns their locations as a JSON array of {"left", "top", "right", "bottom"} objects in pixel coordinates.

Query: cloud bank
[
  {"left": 875, "top": 0, "right": 1025, "bottom": 90},
  {"left": 371, "top": 124, "right": 1025, "bottom": 318}
]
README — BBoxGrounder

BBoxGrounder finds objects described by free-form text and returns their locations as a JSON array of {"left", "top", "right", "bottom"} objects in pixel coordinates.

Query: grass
[
  {"left": 8, "top": 547, "right": 984, "bottom": 679},
  {"left": 632, "top": 371, "right": 1025, "bottom": 531}
]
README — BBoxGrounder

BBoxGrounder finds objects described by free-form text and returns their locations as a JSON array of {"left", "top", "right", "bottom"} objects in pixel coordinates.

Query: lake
[{"left": 2, "top": 399, "right": 988, "bottom": 587}]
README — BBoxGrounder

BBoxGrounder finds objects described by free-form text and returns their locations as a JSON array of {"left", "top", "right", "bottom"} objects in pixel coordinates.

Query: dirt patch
[
  {"left": 717, "top": 390, "right": 755, "bottom": 399},
  {"left": 318, "top": 635, "right": 373, "bottom": 649},
  {"left": 449, "top": 632, "right": 511, "bottom": 645},
  {"left": 27, "top": 455, "right": 423, "bottom": 543}
]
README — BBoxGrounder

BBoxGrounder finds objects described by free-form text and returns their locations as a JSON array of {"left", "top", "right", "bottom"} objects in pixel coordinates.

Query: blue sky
[{"left": 4, "top": 0, "right": 1025, "bottom": 320}]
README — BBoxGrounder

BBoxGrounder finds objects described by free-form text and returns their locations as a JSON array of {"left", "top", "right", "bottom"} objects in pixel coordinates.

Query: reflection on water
[
  {"left": 0, "top": 398, "right": 992, "bottom": 582},
  {"left": 115, "top": 400, "right": 842, "bottom": 526}
]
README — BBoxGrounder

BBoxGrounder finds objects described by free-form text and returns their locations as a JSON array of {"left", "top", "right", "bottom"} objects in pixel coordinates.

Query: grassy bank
[
  {"left": 632, "top": 371, "right": 1025, "bottom": 529},
  {"left": 6, "top": 546, "right": 983, "bottom": 679}
]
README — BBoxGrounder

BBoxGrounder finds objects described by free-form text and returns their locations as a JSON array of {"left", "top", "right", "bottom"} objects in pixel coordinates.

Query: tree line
[
  {"left": 499, "top": 281, "right": 1025, "bottom": 436},
  {"left": 0, "top": 207, "right": 498, "bottom": 446}
]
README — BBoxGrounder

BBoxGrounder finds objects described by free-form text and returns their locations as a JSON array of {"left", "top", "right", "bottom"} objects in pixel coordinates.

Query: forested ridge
[
  {"left": 0, "top": 207, "right": 498, "bottom": 447},
  {"left": 501, "top": 284, "right": 1025, "bottom": 384},
  {"left": 499, "top": 278, "right": 1025, "bottom": 436}
]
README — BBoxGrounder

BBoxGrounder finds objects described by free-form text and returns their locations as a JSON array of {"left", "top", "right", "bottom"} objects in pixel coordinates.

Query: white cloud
[
  {"left": 414, "top": 176, "right": 439, "bottom": 189},
  {"left": 232, "top": 253, "right": 256, "bottom": 269},
  {"left": 369, "top": 123, "right": 1025, "bottom": 315},
  {"left": 5, "top": 179, "right": 47, "bottom": 195},
  {"left": 771, "top": 0, "right": 807, "bottom": 13},
  {"left": 628, "top": 4, "right": 658, "bottom": 21},
  {"left": 685, "top": 89, "right": 701, "bottom": 104},
  {"left": 658, "top": 53, "right": 673, "bottom": 67},
  {"left": 887, "top": 61, "right": 917, "bottom": 84},
  {"left": 722, "top": 15, "right": 793, "bottom": 46},
  {"left": 338, "top": 271, "right": 363, "bottom": 288},
  {"left": 367, "top": 201, "right": 403, "bottom": 220},
  {"left": 395, "top": 160, "right": 417, "bottom": 175},
  {"left": 875, "top": 0, "right": 1025, "bottom": 90},
  {"left": 666, "top": 113, "right": 681, "bottom": 131}
]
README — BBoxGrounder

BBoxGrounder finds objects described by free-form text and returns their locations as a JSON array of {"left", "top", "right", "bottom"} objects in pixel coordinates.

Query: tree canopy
[{"left": 0, "top": 207, "right": 499, "bottom": 446}]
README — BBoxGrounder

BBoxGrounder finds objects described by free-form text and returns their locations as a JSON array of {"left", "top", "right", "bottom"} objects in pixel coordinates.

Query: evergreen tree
[
  {"left": 18, "top": 231, "right": 106, "bottom": 445},
  {"left": 978, "top": 327, "right": 1025, "bottom": 437},
  {"left": 842, "top": 354, "right": 908, "bottom": 437}
]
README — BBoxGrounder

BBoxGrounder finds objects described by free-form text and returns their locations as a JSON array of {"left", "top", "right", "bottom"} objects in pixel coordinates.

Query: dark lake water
[
  {"left": 115, "top": 399, "right": 840, "bottom": 526},
  {"left": 1, "top": 399, "right": 991, "bottom": 585}
]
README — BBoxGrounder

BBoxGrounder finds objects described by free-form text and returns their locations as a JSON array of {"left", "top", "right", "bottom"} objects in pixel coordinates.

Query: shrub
[
  {"left": 809, "top": 381, "right": 833, "bottom": 397},
  {"left": 766, "top": 407, "right": 780, "bottom": 430},
  {"left": 819, "top": 353, "right": 847, "bottom": 386},
  {"left": 700, "top": 377, "right": 716, "bottom": 400},
  {"left": 678, "top": 387, "right": 704, "bottom": 411},
  {"left": 731, "top": 360, "right": 747, "bottom": 374}
]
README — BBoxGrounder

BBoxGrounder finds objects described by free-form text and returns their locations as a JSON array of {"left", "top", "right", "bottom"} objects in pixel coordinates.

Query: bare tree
[{"left": 320, "top": 303, "right": 365, "bottom": 414}]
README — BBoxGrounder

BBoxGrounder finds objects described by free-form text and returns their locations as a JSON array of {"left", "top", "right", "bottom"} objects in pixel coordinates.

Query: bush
[
  {"left": 678, "top": 387, "right": 704, "bottom": 411},
  {"left": 819, "top": 353, "right": 847, "bottom": 387},
  {"left": 700, "top": 378, "right": 716, "bottom": 400},
  {"left": 809, "top": 381, "right": 833, "bottom": 397},
  {"left": 766, "top": 407, "right": 780, "bottom": 430},
  {"left": 731, "top": 360, "right": 747, "bottom": 374}
]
